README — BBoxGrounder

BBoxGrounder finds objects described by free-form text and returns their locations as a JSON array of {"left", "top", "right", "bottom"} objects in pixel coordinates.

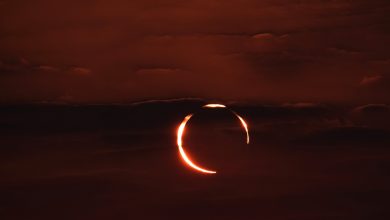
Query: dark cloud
[
  {"left": 68, "top": 67, "right": 92, "bottom": 76},
  {"left": 357, "top": 74, "right": 390, "bottom": 102},
  {"left": 360, "top": 75, "right": 383, "bottom": 86},
  {"left": 36, "top": 65, "right": 59, "bottom": 72},
  {"left": 351, "top": 104, "right": 390, "bottom": 129},
  {"left": 0, "top": 57, "right": 30, "bottom": 74},
  {"left": 234, "top": 102, "right": 334, "bottom": 121},
  {"left": 353, "top": 104, "right": 390, "bottom": 114},
  {"left": 295, "top": 126, "right": 390, "bottom": 147}
]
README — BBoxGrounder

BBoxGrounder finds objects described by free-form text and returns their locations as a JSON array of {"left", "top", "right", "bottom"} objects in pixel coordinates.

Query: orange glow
[
  {"left": 176, "top": 104, "right": 250, "bottom": 174},
  {"left": 177, "top": 114, "right": 217, "bottom": 174}
]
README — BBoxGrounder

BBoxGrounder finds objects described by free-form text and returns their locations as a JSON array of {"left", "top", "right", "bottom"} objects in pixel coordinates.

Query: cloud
[
  {"left": 1, "top": 0, "right": 390, "bottom": 102},
  {"left": 351, "top": 104, "right": 390, "bottom": 129},
  {"left": 36, "top": 65, "right": 59, "bottom": 72},
  {"left": 327, "top": 47, "right": 361, "bottom": 56},
  {"left": 0, "top": 58, "right": 89, "bottom": 76},
  {"left": 234, "top": 102, "right": 335, "bottom": 120},
  {"left": 282, "top": 102, "right": 326, "bottom": 109},
  {"left": 252, "top": 33, "right": 274, "bottom": 40},
  {"left": 353, "top": 104, "right": 390, "bottom": 114},
  {"left": 360, "top": 75, "right": 383, "bottom": 86},
  {"left": 68, "top": 67, "right": 92, "bottom": 76},
  {"left": 0, "top": 57, "right": 30, "bottom": 74},
  {"left": 294, "top": 126, "right": 390, "bottom": 147},
  {"left": 357, "top": 75, "right": 390, "bottom": 102},
  {"left": 135, "top": 68, "right": 187, "bottom": 75}
]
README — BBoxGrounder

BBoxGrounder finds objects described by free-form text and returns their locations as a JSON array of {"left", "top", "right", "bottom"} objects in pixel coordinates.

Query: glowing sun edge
[
  {"left": 203, "top": 104, "right": 227, "bottom": 108},
  {"left": 232, "top": 112, "right": 250, "bottom": 144},
  {"left": 203, "top": 104, "right": 250, "bottom": 144},
  {"left": 177, "top": 114, "right": 217, "bottom": 174},
  {"left": 176, "top": 104, "right": 250, "bottom": 174}
]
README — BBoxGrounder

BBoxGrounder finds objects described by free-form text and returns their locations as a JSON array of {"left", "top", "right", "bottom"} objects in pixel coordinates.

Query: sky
[
  {"left": 1, "top": 2, "right": 390, "bottom": 218},
  {"left": 0, "top": 0, "right": 390, "bottom": 103}
]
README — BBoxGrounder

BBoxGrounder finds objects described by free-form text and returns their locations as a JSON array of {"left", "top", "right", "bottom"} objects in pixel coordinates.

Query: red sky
[{"left": 0, "top": 0, "right": 389, "bottom": 103}]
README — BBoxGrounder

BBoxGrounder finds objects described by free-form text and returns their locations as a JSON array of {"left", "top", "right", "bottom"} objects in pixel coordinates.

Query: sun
[{"left": 176, "top": 104, "right": 250, "bottom": 174}]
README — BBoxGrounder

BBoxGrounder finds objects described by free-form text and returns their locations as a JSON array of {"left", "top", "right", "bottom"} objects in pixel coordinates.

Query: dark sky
[{"left": 1, "top": 0, "right": 390, "bottom": 103}]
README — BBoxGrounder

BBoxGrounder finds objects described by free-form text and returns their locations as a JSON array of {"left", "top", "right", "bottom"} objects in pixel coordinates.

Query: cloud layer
[{"left": 1, "top": 0, "right": 390, "bottom": 103}]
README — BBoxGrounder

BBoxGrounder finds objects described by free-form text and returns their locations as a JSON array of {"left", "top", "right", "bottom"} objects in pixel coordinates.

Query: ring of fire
[{"left": 176, "top": 104, "right": 250, "bottom": 174}]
